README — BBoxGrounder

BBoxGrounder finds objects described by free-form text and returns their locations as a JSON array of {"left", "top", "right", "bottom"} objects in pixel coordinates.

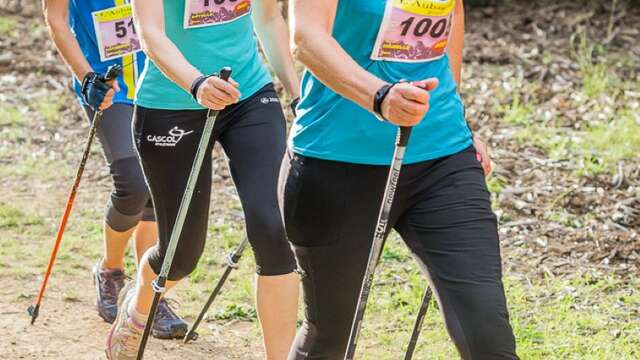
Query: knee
[
  {"left": 147, "top": 246, "right": 202, "bottom": 282},
  {"left": 110, "top": 157, "right": 150, "bottom": 215},
  {"left": 246, "top": 208, "right": 295, "bottom": 276}
]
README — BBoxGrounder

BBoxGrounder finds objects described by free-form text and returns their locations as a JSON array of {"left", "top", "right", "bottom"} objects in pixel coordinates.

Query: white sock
[{"left": 127, "top": 300, "right": 149, "bottom": 326}]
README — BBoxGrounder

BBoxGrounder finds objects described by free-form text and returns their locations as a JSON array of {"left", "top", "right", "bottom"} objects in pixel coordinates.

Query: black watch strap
[
  {"left": 373, "top": 84, "right": 394, "bottom": 121},
  {"left": 190, "top": 74, "right": 217, "bottom": 101}
]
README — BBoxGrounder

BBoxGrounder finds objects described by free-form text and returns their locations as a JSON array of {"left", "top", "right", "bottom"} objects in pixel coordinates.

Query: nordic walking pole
[
  {"left": 27, "top": 65, "right": 122, "bottom": 325},
  {"left": 184, "top": 237, "right": 249, "bottom": 343},
  {"left": 136, "top": 68, "right": 232, "bottom": 360},
  {"left": 404, "top": 287, "right": 433, "bottom": 360},
  {"left": 345, "top": 126, "right": 412, "bottom": 360}
]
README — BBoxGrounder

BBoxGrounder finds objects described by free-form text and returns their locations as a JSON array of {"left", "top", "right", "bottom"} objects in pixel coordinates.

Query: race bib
[
  {"left": 183, "top": 0, "right": 251, "bottom": 29},
  {"left": 92, "top": 4, "right": 141, "bottom": 62},
  {"left": 371, "top": 0, "right": 455, "bottom": 63}
]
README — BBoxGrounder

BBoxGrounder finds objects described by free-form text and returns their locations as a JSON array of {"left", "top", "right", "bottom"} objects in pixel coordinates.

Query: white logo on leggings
[{"left": 147, "top": 126, "right": 194, "bottom": 147}]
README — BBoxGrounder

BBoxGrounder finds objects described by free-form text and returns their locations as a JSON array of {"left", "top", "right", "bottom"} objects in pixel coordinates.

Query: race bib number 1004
[
  {"left": 371, "top": 0, "right": 455, "bottom": 63},
  {"left": 92, "top": 4, "right": 141, "bottom": 62},
  {"left": 184, "top": 0, "right": 251, "bottom": 29}
]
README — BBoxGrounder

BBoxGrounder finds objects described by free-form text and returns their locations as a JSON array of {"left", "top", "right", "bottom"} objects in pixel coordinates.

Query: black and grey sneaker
[
  {"left": 93, "top": 260, "right": 125, "bottom": 323},
  {"left": 152, "top": 298, "right": 188, "bottom": 339}
]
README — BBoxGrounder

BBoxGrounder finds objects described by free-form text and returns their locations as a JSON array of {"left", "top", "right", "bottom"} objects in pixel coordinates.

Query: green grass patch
[
  {"left": 574, "top": 114, "right": 640, "bottom": 173},
  {"left": 0, "top": 16, "right": 17, "bottom": 37},
  {"left": 0, "top": 202, "right": 43, "bottom": 229},
  {"left": 572, "top": 32, "right": 619, "bottom": 99},
  {"left": 0, "top": 105, "right": 25, "bottom": 127},
  {"left": 213, "top": 303, "right": 257, "bottom": 321},
  {"left": 35, "top": 95, "right": 69, "bottom": 127},
  {"left": 498, "top": 95, "right": 535, "bottom": 126}
]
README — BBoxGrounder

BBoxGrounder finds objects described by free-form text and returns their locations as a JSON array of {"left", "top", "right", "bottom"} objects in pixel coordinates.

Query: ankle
[
  {"left": 128, "top": 301, "right": 149, "bottom": 325},
  {"left": 101, "top": 259, "right": 125, "bottom": 271}
]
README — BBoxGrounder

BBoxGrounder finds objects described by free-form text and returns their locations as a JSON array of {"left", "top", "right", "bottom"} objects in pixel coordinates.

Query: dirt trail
[
  {"left": 1, "top": 1, "right": 639, "bottom": 359},
  {"left": 1, "top": 277, "right": 261, "bottom": 360}
]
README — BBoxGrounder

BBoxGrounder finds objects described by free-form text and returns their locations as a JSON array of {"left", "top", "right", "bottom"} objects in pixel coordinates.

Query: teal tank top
[
  {"left": 135, "top": 0, "right": 271, "bottom": 110},
  {"left": 291, "top": 0, "right": 472, "bottom": 165}
]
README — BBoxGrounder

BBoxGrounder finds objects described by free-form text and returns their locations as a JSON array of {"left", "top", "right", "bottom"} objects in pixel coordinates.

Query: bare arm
[
  {"left": 131, "top": 0, "right": 239, "bottom": 109},
  {"left": 253, "top": 0, "right": 300, "bottom": 99},
  {"left": 292, "top": 0, "right": 436, "bottom": 127},
  {"left": 292, "top": 0, "right": 386, "bottom": 113},
  {"left": 43, "top": 0, "right": 92, "bottom": 81},
  {"left": 131, "top": 0, "right": 201, "bottom": 92},
  {"left": 448, "top": 0, "right": 465, "bottom": 86}
]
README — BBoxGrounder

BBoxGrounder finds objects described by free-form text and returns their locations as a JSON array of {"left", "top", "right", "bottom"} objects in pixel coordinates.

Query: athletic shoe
[
  {"left": 93, "top": 260, "right": 125, "bottom": 324},
  {"left": 106, "top": 282, "right": 144, "bottom": 360},
  {"left": 152, "top": 298, "right": 188, "bottom": 339}
]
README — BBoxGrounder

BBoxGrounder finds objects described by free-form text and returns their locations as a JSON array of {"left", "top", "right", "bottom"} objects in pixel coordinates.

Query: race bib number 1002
[
  {"left": 92, "top": 4, "right": 141, "bottom": 62},
  {"left": 184, "top": 0, "right": 251, "bottom": 29},
  {"left": 371, "top": 0, "right": 455, "bottom": 63}
]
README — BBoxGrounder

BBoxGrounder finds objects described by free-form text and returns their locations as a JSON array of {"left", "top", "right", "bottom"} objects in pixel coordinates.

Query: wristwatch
[{"left": 373, "top": 83, "right": 394, "bottom": 121}]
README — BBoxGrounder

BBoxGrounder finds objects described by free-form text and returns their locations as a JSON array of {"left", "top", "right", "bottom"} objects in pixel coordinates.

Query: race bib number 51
[
  {"left": 184, "top": 0, "right": 251, "bottom": 29},
  {"left": 92, "top": 4, "right": 141, "bottom": 62},
  {"left": 371, "top": 0, "right": 455, "bottom": 63}
]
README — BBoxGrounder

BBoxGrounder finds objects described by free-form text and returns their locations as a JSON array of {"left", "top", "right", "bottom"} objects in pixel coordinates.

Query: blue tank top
[
  {"left": 69, "top": 0, "right": 145, "bottom": 106},
  {"left": 135, "top": 0, "right": 272, "bottom": 110},
  {"left": 291, "top": 0, "right": 472, "bottom": 165}
]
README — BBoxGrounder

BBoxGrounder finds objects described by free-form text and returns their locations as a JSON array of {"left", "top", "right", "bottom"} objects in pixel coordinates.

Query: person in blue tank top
[
  {"left": 105, "top": 1, "right": 301, "bottom": 359},
  {"left": 281, "top": 0, "right": 518, "bottom": 358},
  {"left": 43, "top": 0, "right": 187, "bottom": 339}
]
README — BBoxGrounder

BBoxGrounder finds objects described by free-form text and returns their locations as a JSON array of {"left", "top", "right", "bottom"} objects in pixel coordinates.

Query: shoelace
[
  {"left": 156, "top": 298, "right": 181, "bottom": 321},
  {"left": 100, "top": 272, "right": 125, "bottom": 302}
]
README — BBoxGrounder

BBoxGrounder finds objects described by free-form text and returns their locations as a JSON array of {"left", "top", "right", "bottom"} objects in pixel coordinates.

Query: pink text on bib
[{"left": 184, "top": 0, "right": 251, "bottom": 29}]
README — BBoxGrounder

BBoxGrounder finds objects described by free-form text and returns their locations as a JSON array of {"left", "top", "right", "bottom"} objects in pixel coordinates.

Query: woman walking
[
  {"left": 281, "top": 0, "right": 518, "bottom": 358},
  {"left": 43, "top": 0, "right": 186, "bottom": 338},
  {"left": 106, "top": 0, "right": 301, "bottom": 359}
]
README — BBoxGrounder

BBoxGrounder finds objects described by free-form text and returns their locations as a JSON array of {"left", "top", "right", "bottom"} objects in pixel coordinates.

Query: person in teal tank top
[
  {"left": 106, "top": 1, "right": 301, "bottom": 359},
  {"left": 281, "top": 1, "right": 518, "bottom": 359},
  {"left": 135, "top": 0, "right": 272, "bottom": 109},
  {"left": 44, "top": 0, "right": 188, "bottom": 339}
]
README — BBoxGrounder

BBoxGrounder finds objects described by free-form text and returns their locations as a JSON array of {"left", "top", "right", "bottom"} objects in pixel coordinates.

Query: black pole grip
[
  {"left": 219, "top": 67, "right": 232, "bottom": 82},
  {"left": 398, "top": 126, "right": 412, "bottom": 147},
  {"left": 104, "top": 64, "right": 122, "bottom": 82}
]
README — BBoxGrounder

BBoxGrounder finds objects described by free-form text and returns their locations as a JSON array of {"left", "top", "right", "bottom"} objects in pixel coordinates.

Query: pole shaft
[
  {"left": 404, "top": 287, "right": 432, "bottom": 360},
  {"left": 185, "top": 237, "right": 249, "bottom": 343},
  {"left": 29, "top": 110, "right": 102, "bottom": 321},
  {"left": 345, "top": 127, "right": 411, "bottom": 360},
  {"left": 136, "top": 68, "right": 232, "bottom": 359}
]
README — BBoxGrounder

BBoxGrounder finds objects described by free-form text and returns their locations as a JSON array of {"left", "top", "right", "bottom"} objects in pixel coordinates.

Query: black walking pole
[
  {"left": 344, "top": 126, "right": 412, "bottom": 360},
  {"left": 28, "top": 65, "right": 121, "bottom": 325},
  {"left": 135, "top": 68, "right": 232, "bottom": 360},
  {"left": 404, "top": 287, "right": 433, "bottom": 360},
  {"left": 184, "top": 237, "right": 249, "bottom": 343}
]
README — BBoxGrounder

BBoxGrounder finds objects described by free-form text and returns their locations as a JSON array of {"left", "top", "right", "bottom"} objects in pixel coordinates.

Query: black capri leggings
[
  {"left": 83, "top": 104, "right": 154, "bottom": 232},
  {"left": 133, "top": 84, "right": 296, "bottom": 280},
  {"left": 279, "top": 146, "right": 518, "bottom": 360}
]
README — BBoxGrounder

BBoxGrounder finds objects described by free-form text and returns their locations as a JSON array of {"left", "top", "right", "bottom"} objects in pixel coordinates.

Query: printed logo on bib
[
  {"left": 183, "top": 0, "right": 251, "bottom": 29},
  {"left": 371, "top": 0, "right": 455, "bottom": 63},
  {"left": 92, "top": 4, "right": 141, "bottom": 62}
]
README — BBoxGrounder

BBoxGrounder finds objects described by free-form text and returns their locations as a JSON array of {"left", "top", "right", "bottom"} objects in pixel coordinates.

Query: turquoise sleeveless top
[
  {"left": 290, "top": 0, "right": 472, "bottom": 165},
  {"left": 135, "top": 0, "right": 271, "bottom": 110}
]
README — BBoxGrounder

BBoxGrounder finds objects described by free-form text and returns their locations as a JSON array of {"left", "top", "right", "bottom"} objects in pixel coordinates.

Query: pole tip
[
  {"left": 27, "top": 304, "right": 39, "bottom": 325},
  {"left": 184, "top": 331, "right": 198, "bottom": 344}
]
